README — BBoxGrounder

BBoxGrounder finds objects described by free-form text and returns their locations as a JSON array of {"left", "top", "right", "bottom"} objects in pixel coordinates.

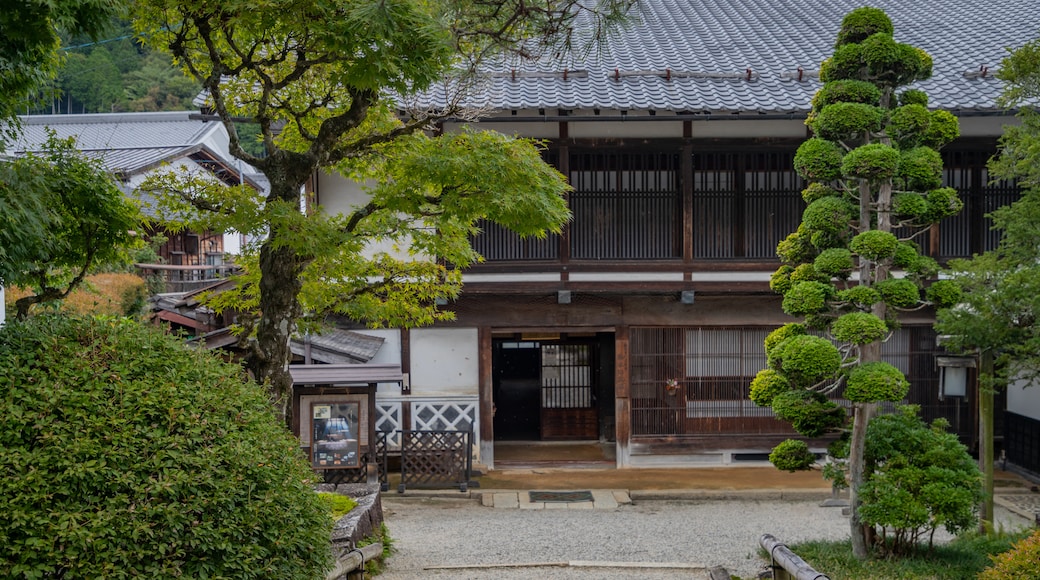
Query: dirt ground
[{"left": 466, "top": 442, "right": 1037, "bottom": 491}]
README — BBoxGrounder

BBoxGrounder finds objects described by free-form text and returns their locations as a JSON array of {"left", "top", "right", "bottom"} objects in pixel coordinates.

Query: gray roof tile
[{"left": 430, "top": 0, "right": 1038, "bottom": 114}]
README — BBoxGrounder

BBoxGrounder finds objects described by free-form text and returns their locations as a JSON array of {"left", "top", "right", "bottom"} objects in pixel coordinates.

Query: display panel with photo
[{"left": 311, "top": 402, "right": 361, "bottom": 469}]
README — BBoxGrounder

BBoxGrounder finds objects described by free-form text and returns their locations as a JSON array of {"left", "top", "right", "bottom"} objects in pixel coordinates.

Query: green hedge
[{"left": 0, "top": 315, "right": 333, "bottom": 579}]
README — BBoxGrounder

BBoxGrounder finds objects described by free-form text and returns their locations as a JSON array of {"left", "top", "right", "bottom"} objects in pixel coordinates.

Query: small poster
[{"left": 310, "top": 402, "right": 361, "bottom": 469}]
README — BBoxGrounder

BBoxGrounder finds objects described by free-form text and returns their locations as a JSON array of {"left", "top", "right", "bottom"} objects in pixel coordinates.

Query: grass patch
[
  {"left": 781, "top": 530, "right": 1032, "bottom": 579},
  {"left": 318, "top": 492, "right": 358, "bottom": 519}
]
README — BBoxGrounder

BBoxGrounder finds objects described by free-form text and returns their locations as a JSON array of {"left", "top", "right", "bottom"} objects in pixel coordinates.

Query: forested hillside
[{"left": 24, "top": 20, "right": 199, "bottom": 116}]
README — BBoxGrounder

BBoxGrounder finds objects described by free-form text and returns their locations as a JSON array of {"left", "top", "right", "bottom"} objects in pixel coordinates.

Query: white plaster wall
[
  {"left": 958, "top": 115, "right": 1019, "bottom": 138},
  {"left": 409, "top": 328, "right": 479, "bottom": 396},
  {"left": 691, "top": 118, "right": 807, "bottom": 138},
  {"left": 1007, "top": 375, "right": 1040, "bottom": 422},
  {"left": 568, "top": 120, "right": 683, "bottom": 138}
]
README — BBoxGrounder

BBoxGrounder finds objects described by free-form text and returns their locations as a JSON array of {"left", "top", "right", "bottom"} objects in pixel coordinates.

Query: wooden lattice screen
[{"left": 398, "top": 430, "right": 472, "bottom": 492}]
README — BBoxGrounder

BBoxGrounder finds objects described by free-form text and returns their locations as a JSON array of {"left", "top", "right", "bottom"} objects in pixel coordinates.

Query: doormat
[{"left": 529, "top": 490, "right": 594, "bottom": 503}]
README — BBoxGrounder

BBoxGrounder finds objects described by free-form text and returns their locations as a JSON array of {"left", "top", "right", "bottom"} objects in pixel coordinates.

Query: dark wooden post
[
  {"left": 615, "top": 325, "right": 631, "bottom": 467},
  {"left": 478, "top": 327, "right": 494, "bottom": 468}
]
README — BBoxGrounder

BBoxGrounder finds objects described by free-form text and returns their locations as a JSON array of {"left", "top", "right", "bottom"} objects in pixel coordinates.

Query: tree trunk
[
  {"left": 253, "top": 239, "right": 306, "bottom": 427},
  {"left": 848, "top": 400, "right": 877, "bottom": 558},
  {"left": 979, "top": 348, "right": 995, "bottom": 533}
]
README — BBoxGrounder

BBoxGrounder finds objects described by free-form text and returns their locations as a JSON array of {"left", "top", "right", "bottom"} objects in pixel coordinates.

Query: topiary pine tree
[{"left": 748, "top": 7, "right": 963, "bottom": 559}]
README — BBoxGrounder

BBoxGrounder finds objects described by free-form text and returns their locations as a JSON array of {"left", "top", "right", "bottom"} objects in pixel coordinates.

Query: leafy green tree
[
  {"left": 0, "top": 135, "right": 142, "bottom": 318},
  {"left": 845, "top": 406, "right": 982, "bottom": 556},
  {"left": 0, "top": 0, "right": 125, "bottom": 139},
  {"left": 935, "top": 33, "right": 1040, "bottom": 534},
  {"left": 0, "top": 314, "right": 333, "bottom": 579},
  {"left": 131, "top": 0, "right": 633, "bottom": 424},
  {"left": 748, "top": 7, "right": 962, "bottom": 558}
]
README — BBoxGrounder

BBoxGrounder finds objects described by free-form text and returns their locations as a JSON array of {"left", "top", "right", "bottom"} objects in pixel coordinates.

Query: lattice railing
[
  {"left": 412, "top": 400, "right": 478, "bottom": 432},
  {"left": 398, "top": 430, "right": 473, "bottom": 492},
  {"left": 375, "top": 400, "right": 403, "bottom": 449}
]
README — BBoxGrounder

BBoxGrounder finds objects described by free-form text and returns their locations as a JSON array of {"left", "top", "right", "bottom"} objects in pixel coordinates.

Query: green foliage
[
  {"left": 769, "top": 439, "right": 817, "bottom": 472},
  {"left": 840, "top": 143, "right": 900, "bottom": 181},
  {"left": 898, "top": 147, "right": 944, "bottom": 191},
  {"left": 892, "top": 192, "right": 929, "bottom": 221},
  {"left": 764, "top": 323, "right": 808, "bottom": 358},
  {"left": 875, "top": 277, "right": 921, "bottom": 308},
  {"left": 790, "top": 263, "right": 827, "bottom": 284},
  {"left": 812, "top": 80, "right": 882, "bottom": 109},
  {"left": 803, "top": 197, "right": 855, "bottom": 235},
  {"left": 979, "top": 530, "right": 1040, "bottom": 580},
  {"left": 771, "top": 389, "right": 847, "bottom": 437},
  {"left": 801, "top": 182, "right": 841, "bottom": 204},
  {"left": 782, "top": 281, "right": 834, "bottom": 316},
  {"left": 0, "top": 134, "right": 143, "bottom": 317},
  {"left": 770, "top": 265, "right": 796, "bottom": 294},
  {"left": 832, "top": 312, "right": 888, "bottom": 345},
  {"left": 835, "top": 285, "right": 882, "bottom": 308},
  {"left": 834, "top": 7, "right": 893, "bottom": 47},
  {"left": 904, "top": 254, "right": 939, "bottom": 282},
  {"left": 888, "top": 104, "right": 930, "bottom": 147},
  {"left": 925, "top": 279, "right": 962, "bottom": 308},
  {"left": 859, "top": 33, "right": 933, "bottom": 87},
  {"left": 810, "top": 103, "right": 885, "bottom": 140},
  {"left": 776, "top": 225, "right": 817, "bottom": 264},
  {"left": 859, "top": 406, "right": 983, "bottom": 556},
  {"left": 923, "top": 110, "right": 960, "bottom": 149},
  {"left": 814, "top": 248, "right": 854, "bottom": 278},
  {"left": 899, "top": 89, "right": 928, "bottom": 107},
  {"left": 785, "top": 530, "right": 1033, "bottom": 580},
  {"left": 925, "top": 187, "right": 964, "bottom": 221},
  {"left": 849, "top": 230, "right": 899, "bottom": 261},
  {"left": 844, "top": 361, "right": 909, "bottom": 402},
  {"left": 0, "top": 315, "right": 333, "bottom": 579},
  {"left": 0, "top": 1, "right": 125, "bottom": 138},
  {"left": 776, "top": 334, "right": 842, "bottom": 387},
  {"left": 794, "top": 138, "right": 844, "bottom": 182},
  {"left": 893, "top": 242, "right": 921, "bottom": 269},
  {"left": 319, "top": 493, "right": 358, "bottom": 520},
  {"left": 750, "top": 368, "right": 792, "bottom": 407}
]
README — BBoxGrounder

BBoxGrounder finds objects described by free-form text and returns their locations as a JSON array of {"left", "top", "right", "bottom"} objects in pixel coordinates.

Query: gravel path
[{"left": 378, "top": 495, "right": 1035, "bottom": 580}]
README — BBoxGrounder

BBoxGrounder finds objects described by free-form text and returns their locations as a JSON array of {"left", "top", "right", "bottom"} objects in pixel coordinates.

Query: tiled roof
[
  {"left": 429, "top": 0, "right": 1038, "bottom": 114},
  {"left": 11, "top": 111, "right": 222, "bottom": 176}
]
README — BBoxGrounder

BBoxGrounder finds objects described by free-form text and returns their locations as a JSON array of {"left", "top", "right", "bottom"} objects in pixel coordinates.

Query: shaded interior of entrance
[{"left": 492, "top": 332, "right": 616, "bottom": 447}]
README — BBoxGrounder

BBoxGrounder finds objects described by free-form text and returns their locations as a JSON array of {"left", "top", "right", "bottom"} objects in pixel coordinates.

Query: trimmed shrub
[
  {"left": 0, "top": 316, "right": 333, "bottom": 579},
  {"left": 832, "top": 312, "right": 888, "bottom": 345},
  {"left": 875, "top": 277, "right": 921, "bottom": 308},
  {"left": 820, "top": 44, "right": 865, "bottom": 82},
  {"left": 926, "top": 279, "right": 963, "bottom": 308},
  {"left": 861, "top": 33, "right": 933, "bottom": 86},
  {"left": 770, "top": 265, "right": 796, "bottom": 294},
  {"left": 898, "top": 147, "right": 944, "bottom": 191},
  {"left": 899, "top": 89, "right": 928, "bottom": 107},
  {"left": 923, "top": 110, "right": 960, "bottom": 149},
  {"left": 860, "top": 406, "right": 982, "bottom": 556},
  {"left": 794, "top": 138, "right": 844, "bottom": 182},
  {"left": 905, "top": 254, "right": 940, "bottom": 280},
  {"left": 979, "top": 530, "right": 1040, "bottom": 580},
  {"left": 777, "top": 334, "right": 842, "bottom": 387},
  {"left": 764, "top": 323, "right": 808, "bottom": 360},
  {"left": 893, "top": 241, "right": 922, "bottom": 268},
  {"left": 769, "top": 439, "right": 817, "bottom": 472},
  {"left": 771, "top": 389, "right": 847, "bottom": 437},
  {"left": 836, "top": 285, "right": 882, "bottom": 308},
  {"left": 811, "top": 102, "right": 885, "bottom": 140},
  {"left": 925, "top": 187, "right": 965, "bottom": 221},
  {"left": 841, "top": 143, "right": 900, "bottom": 181},
  {"left": 834, "top": 7, "right": 893, "bottom": 47},
  {"left": 812, "top": 80, "right": 882, "bottom": 109},
  {"left": 750, "top": 368, "right": 791, "bottom": 407},
  {"left": 801, "top": 182, "right": 841, "bottom": 204},
  {"left": 850, "top": 229, "right": 899, "bottom": 261},
  {"left": 790, "top": 263, "right": 828, "bottom": 284},
  {"left": 814, "top": 247, "right": 854, "bottom": 278},
  {"left": 782, "top": 281, "right": 834, "bottom": 316},
  {"left": 845, "top": 361, "right": 909, "bottom": 402},
  {"left": 803, "top": 197, "right": 855, "bottom": 235},
  {"left": 776, "top": 225, "right": 817, "bottom": 264},
  {"left": 888, "top": 104, "right": 930, "bottom": 147}
]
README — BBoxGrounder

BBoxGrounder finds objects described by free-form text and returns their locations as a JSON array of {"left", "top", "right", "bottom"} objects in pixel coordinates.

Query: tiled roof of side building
[
  {"left": 12, "top": 111, "right": 222, "bottom": 175},
  {"left": 426, "top": 0, "right": 1038, "bottom": 114}
]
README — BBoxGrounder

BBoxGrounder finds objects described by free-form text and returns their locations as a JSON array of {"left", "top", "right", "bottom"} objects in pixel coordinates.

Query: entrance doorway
[{"left": 492, "top": 334, "right": 615, "bottom": 442}]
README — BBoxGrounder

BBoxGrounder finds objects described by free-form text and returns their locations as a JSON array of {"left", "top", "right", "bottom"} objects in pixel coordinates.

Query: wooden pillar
[
  {"left": 681, "top": 135, "right": 694, "bottom": 268},
  {"left": 615, "top": 325, "right": 632, "bottom": 467},
  {"left": 400, "top": 328, "right": 411, "bottom": 395},
  {"left": 478, "top": 326, "right": 494, "bottom": 468}
]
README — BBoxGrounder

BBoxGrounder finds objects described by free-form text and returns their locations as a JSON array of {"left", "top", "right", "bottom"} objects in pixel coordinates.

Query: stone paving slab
[{"left": 479, "top": 489, "right": 632, "bottom": 509}]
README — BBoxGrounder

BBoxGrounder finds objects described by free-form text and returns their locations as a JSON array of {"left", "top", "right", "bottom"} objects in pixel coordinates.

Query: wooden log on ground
[
  {"left": 759, "top": 534, "right": 830, "bottom": 580},
  {"left": 326, "top": 542, "right": 383, "bottom": 580}
]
